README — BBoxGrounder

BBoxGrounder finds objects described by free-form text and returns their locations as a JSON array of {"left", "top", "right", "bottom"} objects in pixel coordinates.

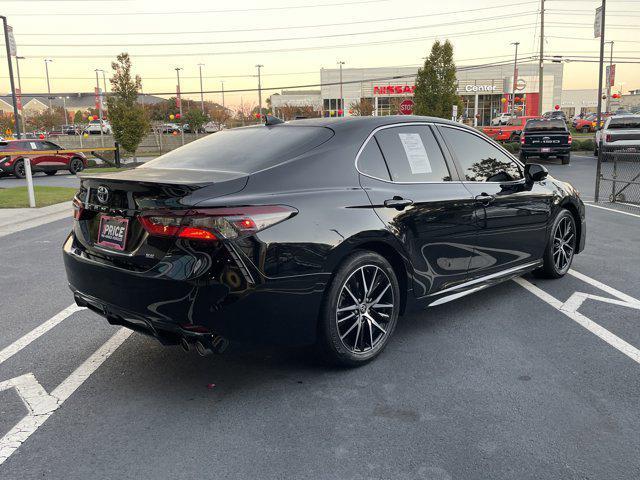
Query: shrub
[{"left": 503, "top": 142, "right": 520, "bottom": 153}]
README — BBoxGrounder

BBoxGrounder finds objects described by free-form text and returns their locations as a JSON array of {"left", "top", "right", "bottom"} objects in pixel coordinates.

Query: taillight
[
  {"left": 605, "top": 134, "right": 612, "bottom": 142},
  {"left": 139, "top": 205, "right": 297, "bottom": 241},
  {"left": 72, "top": 197, "right": 85, "bottom": 220},
  {"left": 568, "top": 134, "right": 572, "bottom": 145},
  {"left": 520, "top": 135, "right": 525, "bottom": 145}
]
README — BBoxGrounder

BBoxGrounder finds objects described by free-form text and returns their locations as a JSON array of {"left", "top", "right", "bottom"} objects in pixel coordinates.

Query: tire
[
  {"left": 534, "top": 209, "right": 577, "bottom": 279},
  {"left": 45, "top": 170, "right": 57, "bottom": 176},
  {"left": 594, "top": 147, "right": 599, "bottom": 157},
  {"left": 561, "top": 153, "right": 571, "bottom": 165},
  {"left": 13, "top": 159, "right": 25, "bottom": 178},
  {"left": 69, "top": 157, "right": 84, "bottom": 175},
  {"left": 581, "top": 126, "right": 589, "bottom": 133},
  {"left": 317, "top": 251, "right": 401, "bottom": 367}
]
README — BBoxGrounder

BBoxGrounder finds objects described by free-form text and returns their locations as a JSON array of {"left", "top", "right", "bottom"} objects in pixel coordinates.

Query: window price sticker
[{"left": 398, "top": 133, "right": 432, "bottom": 174}]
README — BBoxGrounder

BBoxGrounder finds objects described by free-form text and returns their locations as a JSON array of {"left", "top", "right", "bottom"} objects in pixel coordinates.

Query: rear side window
[
  {"left": 142, "top": 125, "right": 334, "bottom": 173},
  {"left": 374, "top": 125, "right": 451, "bottom": 182},
  {"left": 440, "top": 126, "right": 522, "bottom": 182},
  {"left": 357, "top": 138, "right": 390, "bottom": 180}
]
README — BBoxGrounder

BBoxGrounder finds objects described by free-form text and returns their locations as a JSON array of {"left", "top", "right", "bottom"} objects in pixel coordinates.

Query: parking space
[{"left": 1, "top": 161, "right": 639, "bottom": 479}]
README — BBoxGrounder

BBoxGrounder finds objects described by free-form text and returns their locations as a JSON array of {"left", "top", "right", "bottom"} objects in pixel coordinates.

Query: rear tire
[
  {"left": 317, "top": 251, "right": 400, "bottom": 367},
  {"left": 534, "top": 209, "right": 577, "bottom": 279},
  {"left": 561, "top": 153, "right": 571, "bottom": 165},
  {"left": 13, "top": 159, "right": 25, "bottom": 178},
  {"left": 581, "top": 126, "right": 589, "bottom": 133},
  {"left": 45, "top": 170, "right": 57, "bottom": 176}
]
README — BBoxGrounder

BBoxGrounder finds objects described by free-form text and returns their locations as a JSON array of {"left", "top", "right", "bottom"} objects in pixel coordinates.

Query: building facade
[{"left": 270, "top": 63, "right": 565, "bottom": 126}]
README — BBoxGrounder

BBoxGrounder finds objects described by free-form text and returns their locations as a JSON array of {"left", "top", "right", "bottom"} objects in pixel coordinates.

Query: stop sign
[{"left": 399, "top": 99, "right": 414, "bottom": 115}]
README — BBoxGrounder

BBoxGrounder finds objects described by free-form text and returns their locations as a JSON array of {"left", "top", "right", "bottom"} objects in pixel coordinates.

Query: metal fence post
[
  {"left": 114, "top": 142, "right": 121, "bottom": 168},
  {"left": 24, "top": 158, "right": 36, "bottom": 208},
  {"left": 612, "top": 152, "right": 618, "bottom": 202},
  {"left": 594, "top": 139, "right": 603, "bottom": 202}
]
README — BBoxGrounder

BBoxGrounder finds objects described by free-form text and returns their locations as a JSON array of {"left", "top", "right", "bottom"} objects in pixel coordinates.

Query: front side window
[
  {"left": 374, "top": 125, "right": 451, "bottom": 182},
  {"left": 441, "top": 126, "right": 523, "bottom": 182}
]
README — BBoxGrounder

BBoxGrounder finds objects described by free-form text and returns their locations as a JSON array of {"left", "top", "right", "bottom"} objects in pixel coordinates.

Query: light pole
[
  {"left": 16, "top": 55, "right": 25, "bottom": 129},
  {"left": 1, "top": 16, "right": 22, "bottom": 141},
  {"left": 605, "top": 41, "right": 614, "bottom": 113},
  {"left": 510, "top": 42, "right": 520, "bottom": 115},
  {"left": 44, "top": 58, "right": 53, "bottom": 111},
  {"left": 61, "top": 96, "right": 69, "bottom": 124},
  {"left": 94, "top": 68, "right": 105, "bottom": 147},
  {"left": 221, "top": 80, "right": 225, "bottom": 110},
  {"left": 595, "top": 0, "right": 606, "bottom": 134},
  {"left": 255, "top": 64, "right": 263, "bottom": 119},
  {"left": 175, "top": 67, "right": 184, "bottom": 145},
  {"left": 337, "top": 60, "right": 345, "bottom": 116},
  {"left": 197, "top": 63, "right": 205, "bottom": 114}
]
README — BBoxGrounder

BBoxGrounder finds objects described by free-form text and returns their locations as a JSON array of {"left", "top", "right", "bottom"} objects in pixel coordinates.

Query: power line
[
  {"left": 17, "top": 12, "right": 538, "bottom": 48},
  {"left": 13, "top": 1, "right": 540, "bottom": 36},
  {"left": 4, "top": 0, "right": 392, "bottom": 16},
  {"left": 14, "top": 23, "right": 537, "bottom": 59}
]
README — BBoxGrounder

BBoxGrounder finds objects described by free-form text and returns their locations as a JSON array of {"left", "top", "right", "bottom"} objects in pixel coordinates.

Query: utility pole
[
  {"left": 538, "top": 0, "right": 544, "bottom": 115},
  {"left": 337, "top": 60, "right": 345, "bottom": 116},
  {"left": 511, "top": 42, "right": 520, "bottom": 116},
  {"left": 198, "top": 63, "right": 205, "bottom": 114},
  {"left": 94, "top": 69, "right": 105, "bottom": 147},
  {"left": 44, "top": 58, "right": 53, "bottom": 111},
  {"left": 175, "top": 67, "right": 184, "bottom": 145},
  {"left": 221, "top": 81, "right": 225, "bottom": 110},
  {"left": 255, "top": 64, "right": 263, "bottom": 118},
  {"left": 596, "top": 0, "right": 606, "bottom": 133},
  {"left": 1, "top": 16, "right": 21, "bottom": 139},
  {"left": 605, "top": 41, "right": 614, "bottom": 113},
  {"left": 16, "top": 55, "right": 25, "bottom": 130}
]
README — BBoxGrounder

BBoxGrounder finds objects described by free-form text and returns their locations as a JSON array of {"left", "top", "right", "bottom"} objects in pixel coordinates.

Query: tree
[
  {"left": 209, "top": 107, "right": 230, "bottom": 126},
  {"left": 413, "top": 40, "right": 462, "bottom": 118},
  {"left": 73, "top": 110, "right": 84, "bottom": 123},
  {"left": 348, "top": 99, "right": 374, "bottom": 117},
  {"left": 184, "top": 109, "right": 207, "bottom": 133},
  {"left": 106, "top": 52, "right": 149, "bottom": 159}
]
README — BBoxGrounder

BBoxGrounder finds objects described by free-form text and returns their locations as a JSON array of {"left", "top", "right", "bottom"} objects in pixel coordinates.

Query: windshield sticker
[{"left": 398, "top": 133, "right": 432, "bottom": 174}]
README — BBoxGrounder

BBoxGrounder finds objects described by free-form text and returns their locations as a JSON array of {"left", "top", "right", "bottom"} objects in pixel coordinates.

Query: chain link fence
[{"left": 595, "top": 143, "right": 640, "bottom": 211}]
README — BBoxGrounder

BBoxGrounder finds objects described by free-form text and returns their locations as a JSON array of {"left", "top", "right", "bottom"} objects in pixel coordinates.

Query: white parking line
[
  {"left": 0, "top": 328, "right": 132, "bottom": 466},
  {"left": 0, "top": 305, "right": 85, "bottom": 365},
  {"left": 584, "top": 202, "right": 640, "bottom": 218},
  {"left": 514, "top": 272, "right": 640, "bottom": 365}
]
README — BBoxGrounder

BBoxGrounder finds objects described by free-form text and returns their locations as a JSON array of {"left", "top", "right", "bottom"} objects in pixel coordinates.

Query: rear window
[
  {"left": 608, "top": 117, "right": 640, "bottom": 129},
  {"left": 525, "top": 120, "right": 566, "bottom": 132},
  {"left": 142, "top": 125, "right": 334, "bottom": 173}
]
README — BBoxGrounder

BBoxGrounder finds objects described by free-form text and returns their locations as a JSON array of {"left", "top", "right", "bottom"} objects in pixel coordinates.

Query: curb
[{"left": 0, "top": 201, "right": 72, "bottom": 238}]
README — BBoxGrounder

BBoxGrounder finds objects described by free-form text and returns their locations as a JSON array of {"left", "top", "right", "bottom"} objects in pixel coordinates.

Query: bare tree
[
  {"left": 349, "top": 99, "right": 374, "bottom": 116},
  {"left": 277, "top": 103, "right": 320, "bottom": 120}
]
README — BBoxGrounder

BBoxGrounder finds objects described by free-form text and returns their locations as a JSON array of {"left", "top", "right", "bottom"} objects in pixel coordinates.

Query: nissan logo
[{"left": 96, "top": 185, "right": 110, "bottom": 204}]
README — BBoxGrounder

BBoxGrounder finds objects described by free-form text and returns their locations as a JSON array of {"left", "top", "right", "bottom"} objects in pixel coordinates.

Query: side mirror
[{"left": 524, "top": 163, "right": 548, "bottom": 183}]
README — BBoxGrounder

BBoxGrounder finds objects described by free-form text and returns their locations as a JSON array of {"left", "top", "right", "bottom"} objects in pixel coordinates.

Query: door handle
[
  {"left": 384, "top": 197, "right": 414, "bottom": 209},
  {"left": 475, "top": 193, "right": 495, "bottom": 206}
]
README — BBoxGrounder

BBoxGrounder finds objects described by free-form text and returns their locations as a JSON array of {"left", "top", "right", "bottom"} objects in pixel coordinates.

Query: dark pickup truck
[{"left": 519, "top": 119, "right": 572, "bottom": 164}]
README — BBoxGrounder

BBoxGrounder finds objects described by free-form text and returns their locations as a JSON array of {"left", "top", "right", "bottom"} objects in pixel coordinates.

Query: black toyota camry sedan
[{"left": 64, "top": 116, "right": 585, "bottom": 366}]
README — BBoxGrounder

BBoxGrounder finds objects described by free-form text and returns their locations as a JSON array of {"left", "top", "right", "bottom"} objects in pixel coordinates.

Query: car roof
[{"left": 274, "top": 115, "right": 464, "bottom": 129}]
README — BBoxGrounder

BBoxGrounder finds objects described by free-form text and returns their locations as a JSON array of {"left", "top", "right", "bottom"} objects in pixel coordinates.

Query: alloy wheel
[
  {"left": 70, "top": 159, "right": 83, "bottom": 173},
  {"left": 15, "top": 161, "right": 25, "bottom": 178},
  {"left": 336, "top": 264, "right": 394, "bottom": 354},
  {"left": 552, "top": 216, "right": 575, "bottom": 272}
]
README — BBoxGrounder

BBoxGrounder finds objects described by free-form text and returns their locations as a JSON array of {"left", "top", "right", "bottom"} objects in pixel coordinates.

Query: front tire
[
  {"left": 69, "top": 157, "right": 84, "bottom": 175},
  {"left": 318, "top": 251, "right": 400, "bottom": 367},
  {"left": 535, "top": 209, "right": 577, "bottom": 279},
  {"left": 13, "top": 159, "right": 26, "bottom": 178}
]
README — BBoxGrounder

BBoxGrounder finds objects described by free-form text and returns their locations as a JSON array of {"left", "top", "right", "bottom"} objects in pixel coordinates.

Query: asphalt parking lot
[{"left": 1, "top": 154, "right": 639, "bottom": 479}]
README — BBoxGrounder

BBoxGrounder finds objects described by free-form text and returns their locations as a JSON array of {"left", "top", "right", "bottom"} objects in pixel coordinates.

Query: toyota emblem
[{"left": 96, "top": 185, "right": 110, "bottom": 205}]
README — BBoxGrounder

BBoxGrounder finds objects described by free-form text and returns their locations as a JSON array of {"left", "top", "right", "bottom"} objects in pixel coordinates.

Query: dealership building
[{"left": 270, "top": 62, "right": 566, "bottom": 126}]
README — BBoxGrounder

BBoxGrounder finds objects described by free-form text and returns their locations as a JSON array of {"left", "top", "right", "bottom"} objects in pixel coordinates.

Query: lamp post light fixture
[{"left": 197, "top": 63, "right": 205, "bottom": 114}]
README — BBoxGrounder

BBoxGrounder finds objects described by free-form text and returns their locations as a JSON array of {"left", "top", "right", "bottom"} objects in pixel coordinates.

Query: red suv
[{"left": 0, "top": 140, "right": 87, "bottom": 178}]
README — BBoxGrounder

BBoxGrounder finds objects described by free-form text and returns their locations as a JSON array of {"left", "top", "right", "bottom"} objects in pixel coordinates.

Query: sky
[{"left": 1, "top": 0, "right": 639, "bottom": 108}]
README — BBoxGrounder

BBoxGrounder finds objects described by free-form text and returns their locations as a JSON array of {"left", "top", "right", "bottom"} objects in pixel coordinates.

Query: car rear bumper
[
  {"left": 521, "top": 147, "right": 571, "bottom": 156},
  {"left": 63, "top": 233, "right": 327, "bottom": 346}
]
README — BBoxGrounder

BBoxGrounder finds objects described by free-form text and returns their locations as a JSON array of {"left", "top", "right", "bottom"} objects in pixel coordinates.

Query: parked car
[
  {"left": 50, "top": 125, "right": 80, "bottom": 136},
  {"left": 490, "top": 112, "right": 512, "bottom": 126},
  {"left": 594, "top": 115, "right": 640, "bottom": 156},
  {"left": 482, "top": 115, "right": 540, "bottom": 142},
  {"left": 159, "top": 123, "right": 181, "bottom": 134},
  {"left": 574, "top": 114, "right": 598, "bottom": 133},
  {"left": 542, "top": 110, "right": 567, "bottom": 122},
  {"left": 203, "top": 121, "right": 222, "bottom": 133},
  {"left": 83, "top": 119, "right": 112, "bottom": 135},
  {"left": 0, "top": 139, "right": 87, "bottom": 178},
  {"left": 64, "top": 116, "right": 586, "bottom": 366},
  {"left": 520, "top": 119, "right": 572, "bottom": 164},
  {"left": 182, "top": 123, "right": 205, "bottom": 134}
]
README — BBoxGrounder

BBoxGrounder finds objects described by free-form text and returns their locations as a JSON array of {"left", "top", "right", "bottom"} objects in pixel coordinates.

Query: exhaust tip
[
  {"left": 195, "top": 341, "right": 212, "bottom": 357},
  {"left": 180, "top": 337, "right": 191, "bottom": 352}
]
